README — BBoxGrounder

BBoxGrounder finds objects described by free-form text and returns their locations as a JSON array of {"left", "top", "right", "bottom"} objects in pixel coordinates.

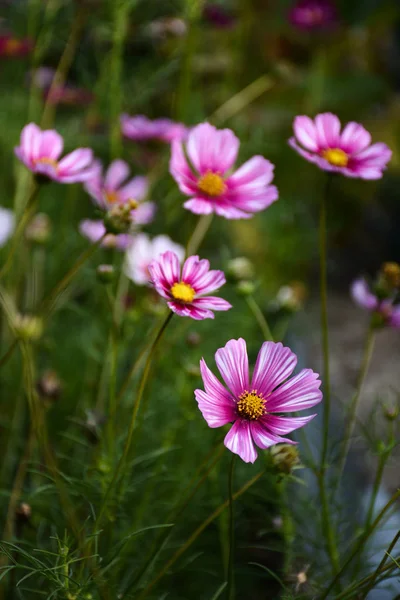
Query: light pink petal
[
  {"left": 250, "top": 421, "right": 293, "bottom": 449},
  {"left": 224, "top": 420, "right": 257, "bottom": 463},
  {"left": 389, "top": 307, "right": 400, "bottom": 329},
  {"left": 57, "top": 148, "right": 94, "bottom": 174},
  {"left": 38, "top": 130, "right": 63, "bottom": 160},
  {"left": 182, "top": 255, "right": 210, "bottom": 284},
  {"left": 226, "top": 186, "right": 278, "bottom": 213},
  {"left": 79, "top": 219, "right": 106, "bottom": 243},
  {"left": 200, "top": 358, "right": 235, "bottom": 404},
  {"left": 293, "top": 116, "right": 319, "bottom": 151},
  {"left": 348, "top": 167, "right": 384, "bottom": 180},
  {"left": 119, "top": 176, "right": 149, "bottom": 202},
  {"left": 0, "top": 207, "right": 15, "bottom": 247},
  {"left": 131, "top": 202, "right": 156, "bottom": 225},
  {"left": 170, "top": 140, "right": 198, "bottom": 195},
  {"left": 104, "top": 159, "right": 130, "bottom": 190},
  {"left": 194, "top": 272, "right": 227, "bottom": 295},
  {"left": 20, "top": 123, "right": 42, "bottom": 162},
  {"left": 167, "top": 301, "right": 214, "bottom": 320},
  {"left": 262, "top": 414, "right": 316, "bottom": 435},
  {"left": 251, "top": 342, "right": 297, "bottom": 397},
  {"left": 215, "top": 338, "right": 249, "bottom": 398},
  {"left": 213, "top": 203, "right": 254, "bottom": 219},
  {"left": 289, "top": 138, "right": 341, "bottom": 172},
  {"left": 227, "top": 156, "right": 275, "bottom": 189},
  {"left": 153, "top": 250, "right": 181, "bottom": 287},
  {"left": 353, "top": 143, "right": 392, "bottom": 167},
  {"left": 195, "top": 388, "right": 236, "bottom": 427},
  {"left": 267, "top": 369, "right": 322, "bottom": 413},
  {"left": 207, "top": 127, "right": 240, "bottom": 173},
  {"left": 186, "top": 122, "right": 239, "bottom": 174},
  {"left": 350, "top": 279, "right": 378, "bottom": 311},
  {"left": 314, "top": 113, "right": 341, "bottom": 148},
  {"left": 183, "top": 198, "right": 214, "bottom": 215},
  {"left": 340, "top": 122, "right": 371, "bottom": 154},
  {"left": 192, "top": 297, "right": 232, "bottom": 312}
]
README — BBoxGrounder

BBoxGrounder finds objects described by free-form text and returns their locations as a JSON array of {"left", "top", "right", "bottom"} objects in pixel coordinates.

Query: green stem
[
  {"left": 336, "top": 325, "right": 375, "bottom": 482},
  {"left": 137, "top": 468, "right": 266, "bottom": 600},
  {"left": 364, "top": 450, "right": 387, "bottom": 535},
  {"left": 186, "top": 214, "right": 214, "bottom": 257},
  {"left": 227, "top": 455, "right": 236, "bottom": 600},
  {"left": 105, "top": 287, "right": 119, "bottom": 456},
  {"left": 94, "top": 312, "right": 173, "bottom": 530},
  {"left": 0, "top": 339, "right": 18, "bottom": 369},
  {"left": 334, "top": 560, "right": 399, "bottom": 600},
  {"left": 245, "top": 295, "right": 273, "bottom": 341},
  {"left": 317, "top": 176, "right": 339, "bottom": 576},
  {"left": 320, "top": 489, "right": 400, "bottom": 599}
]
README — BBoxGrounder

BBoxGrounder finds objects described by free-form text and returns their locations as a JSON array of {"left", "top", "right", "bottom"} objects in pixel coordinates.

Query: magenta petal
[
  {"left": 340, "top": 122, "right": 371, "bottom": 154},
  {"left": 251, "top": 342, "right": 297, "bottom": 396},
  {"left": 156, "top": 251, "right": 181, "bottom": 287},
  {"left": 167, "top": 301, "right": 214, "bottom": 320},
  {"left": 170, "top": 140, "right": 198, "bottom": 195},
  {"left": 249, "top": 421, "right": 293, "bottom": 449},
  {"left": 353, "top": 143, "right": 392, "bottom": 167},
  {"left": 195, "top": 389, "right": 236, "bottom": 427},
  {"left": 262, "top": 414, "right": 316, "bottom": 435},
  {"left": 267, "top": 368, "right": 322, "bottom": 413},
  {"left": 104, "top": 159, "right": 129, "bottom": 189},
  {"left": 200, "top": 358, "right": 235, "bottom": 404},
  {"left": 224, "top": 420, "right": 257, "bottom": 463},
  {"left": 215, "top": 338, "right": 249, "bottom": 397},
  {"left": 38, "top": 130, "right": 63, "bottom": 160},
  {"left": 351, "top": 279, "right": 378, "bottom": 311},
  {"left": 58, "top": 148, "right": 93, "bottom": 174},
  {"left": 183, "top": 198, "right": 214, "bottom": 215},
  {"left": 193, "top": 270, "right": 226, "bottom": 296},
  {"left": 314, "top": 113, "right": 341, "bottom": 148},
  {"left": 213, "top": 203, "right": 254, "bottom": 219},
  {"left": 293, "top": 115, "right": 319, "bottom": 151},
  {"left": 192, "top": 297, "right": 232, "bottom": 312},
  {"left": 389, "top": 306, "right": 400, "bottom": 329}
]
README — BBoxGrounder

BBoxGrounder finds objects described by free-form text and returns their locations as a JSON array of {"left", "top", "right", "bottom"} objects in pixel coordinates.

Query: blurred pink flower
[
  {"left": 203, "top": 4, "right": 236, "bottom": 28},
  {"left": 0, "top": 207, "right": 15, "bottom": 247},
  {"left": 84, "top": 159, "right": 155, "bottom": 224},
  {"left": 289, "top": 0, "right": 337, "bottom": 31},
  {"left": 170, "top": 122, "right": 278, "bottom": 219},
  {"left": 121, "top": 114, "right": 188, "bottom": 143},
  {"left": 15, "top": 123, "right": 97, "bottom": 184},
  {"left": 79, "top": 220, "right": 133, "bottom": 251},
  {"left": 351, "top": 278, "right": 400, "bottom": 328},
  {"left": 125, "top": 233, "right": 184, "bottom": 286},
  {"left": 0, "top": 34, "right": 33, "bottom": 57},
  {"left": 195, "top": 338, "right": 322, "bottom": 463},
  {"left": 148, "top": 251, "right": 232, "bottom": 319},
  {"left": 46, "top": 85, "right": 94, "bottom": 107},
  {"left": 289, "top": 113, "right": 392, "bottom": 179}
]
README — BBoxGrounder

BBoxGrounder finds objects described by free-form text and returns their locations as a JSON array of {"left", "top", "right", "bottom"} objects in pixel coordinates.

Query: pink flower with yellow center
[
  {"left": 121, "top": 114, "right": 188, "bottom": 143},
  {"left": 148, "top": 251, "right": 232, "bottom": 319},
  {"left": 170, "top": 122, "right": 278, "bottom": 219},
  {"left": 79, "top": 220, "right": 134, "bottom": 251},
  {"left": 351, "top": 278, "right": 400, "bottom": 329},
  {"left": 195, "top": 338, "right": 322, "bottom": 463},
  {"left": 289, "top": 113, "right": 392, "bottom": 179},
  {"left": 14, "top": 123, "right": 97, "bottom": 184},
  {"left": 84, "top": 159, "right": 155, "bottom": 225}
]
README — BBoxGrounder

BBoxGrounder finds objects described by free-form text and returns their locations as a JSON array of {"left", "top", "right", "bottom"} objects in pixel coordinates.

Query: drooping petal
[
  {"left": 58, "top": 148, "right": 94, "bottom": 174},
  {"left": 350, "top": 279, "right": 378, "bottom": 311},
  {"left": 192, "top": 296, "right": 232, "bottom": 312},
  {"left": 224, "top": 420, "right": 256, "bottom": 462},
  {"left": 104, "top": 159, "right": 130, "bottom": 190},
  {"left": 215, "top": 338, "right": 249, "bottom": 398},
  {"left": 262, "top": 414, "right": 316, "bottom": 435},
  {"left": 195, "top": 389, "right": 236, "bottom": 427},
  {"left": 266, "top": 368, "right": 322, "bottom": 413},
  {"left": 183, "top": 197, "right": 214, "bottom": 215},
  {"left": 213, "top": 202, "right": 254, "bottom": 219},
  {"left": 293, "top": 115, "right": 319, "bottom": 151},
  {"left": 167, "top": 301, "right": 214, "bottom": 320},
  {"left": 340, "top": 122, "right": 371, "bottom": 155},
  {"left": 249, "top": 421, "right": 294, "bottom": 448},
  {"left": 314, "top": 113, "right": 341, "bottom": 148},
  {"left": 227, "top": 156, "right": 275, "bottom": 190},
  {"left": 251, "top": 342, "right": 297, "bottom": 397}
]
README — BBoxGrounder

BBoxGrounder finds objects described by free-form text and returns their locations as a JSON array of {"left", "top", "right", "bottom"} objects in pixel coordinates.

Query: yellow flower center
[
  {"left": 321, "top": 148, "right": 349, "bottom": 167},
  {"left": 197, "top": 171, "right": 226, "bottom": 197},
  {"left": 105, "top": 190, "right": 120, "bottom": 204},
  {"left": 34, "top": 157, "right": 58, "bottom": 169},
  {"left": 237, "top": 389, "right": 266, "bottom": 421},
  {"left": 170, "top": 281, "right": 196, "bottom": 303}
]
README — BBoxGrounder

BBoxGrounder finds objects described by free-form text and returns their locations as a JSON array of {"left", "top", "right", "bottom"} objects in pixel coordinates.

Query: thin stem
[
  {"left": 0, "top": 339, "right": 18, "bottom": 370},
  {"left": 105, "top": 287, "right": 119, "bottom": 455},
  {"left": 94, "top": 312, "right": 173, "bottom": 530},
  {"left": 352, "top": 530, "right": 400, "bottom": 599},
  {"left": 336, "top": 325, "right": 375, "bottom": 481},
  {"left": 245, "top": 295, "right": 273, "bottom": 341},
  {"left": 334, "top": 559, "right": 399, "bottom": 600},
  {"left": 317, "top": 175, "right": 339, "bottom": 576},
  {"left": 227, "top": 455, "right": 236, "bottom": 600},
  {"left": 364, "top": 450, "right": 387, "bottom": 534},
  {"left": 320, "top": 489, "right": 400, "bottom": 599},
  {"left": 186, "top": 214, "right": 213, "bottom": 257},
  {"left": 137, "top": 468, "right": 266, "bottom": 600},
  {"left": 39, "top": 235, "right": 106, "bottom": 316}
]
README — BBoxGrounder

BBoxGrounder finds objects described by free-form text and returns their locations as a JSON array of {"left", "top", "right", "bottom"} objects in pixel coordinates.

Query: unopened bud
[
  {"left": 382, "top": 262, "right": 400, "bottom": 289},
  {"left": 14, "top": 314, "right": 43, "bottom": 341},
  {"left": 236, "top": 280, "right": 256, "bottom": 296},
  {"left": 25, "top": 213, "right": 51, "bottom": 244},
  {"left": 227, "top": 257, "right": 254, "bottom": 283},
  {"left": 103, "top": 200, "right": 138, "bottom": 234},
  {"left": 97, "top": 264, "right": 115, "bottom": 284},
  {"left": 384, "top": 405, "right": 399, "bottom": 421},
  {"left": 16, "top": 502, "right": 32, "bottom": 523},
  {"left": 36, "top": 370, "right": 61, "bottom": 402},
  {"left": 270, "top": 444, "right": 300, "bottom": 474},
  {"left": 275, "top": 281, "right": 307, "bottom": 312}
]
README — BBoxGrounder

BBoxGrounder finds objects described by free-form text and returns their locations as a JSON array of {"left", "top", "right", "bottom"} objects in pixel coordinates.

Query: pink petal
[
  {"left": 213, "top": 203, "right": 254, "bottom": 219},
  {"left": 192, "top": 297, "right": 232, "bottom": 311},
  {"left": 262, "top": 414, "right": 316, "bottom": 435},
  {"left": 186, "top": 122, "right": 239, "bottom": 174},
  {"left": 226, "top": 186, "right": 278, "bottom": 213},
  {"left": 119, "top": 176, "right": 149, "bottom": 202},
  {"left": 224, "top": 420, "right": 257, "bottom": 463},
  {"left": 132, "top": 202, "right": 155, "bottom": 225},
  {"left": 353, "top": 143, "right": 392, "bottom": 167},
  {"left": 389, "top": 307, "right": 400, "bottom": 329},
  {"left": 155, "top": 251, "right": 181, "bottom": 287},
  {"left": 215, "top": 338, "right": 249, "bottom": 398},
  {"left": 38, "top": 130, "right": 63, "bottom": 160},
  {"left": 183, "top": 198, "right": 214, "bottom": 215},
  {"left": 182, "top": 255, "right": 210, "bottom": 284},
  {"left": 79, "top": 219, "right": 106, "bottom": 243},
  {"left": 200, "top": 358, "right": 235, "bottom": 404},
  {"left": 104, "top": 159, "right": 129, "bottom": 190},
  {"left": 266, "top": 369, "right": 322, "bottom": 413},
  {"left": 348, "top": 167, "right": 384, "bottom": 180},
  {"left": 170, "top": 140, "right": 198, "bottom": 195},
  {"left": 350, "top": 279, "right": 378, "bottom": 311},
  {"left": 227, "top": 156, "right": 275, "bottom": 189},
  {"left": 340, "top": 122, "right": 371, "bottom": 154},
  {"left": 314, "top": 113, "right": 341, "bottom": 148},
  {"left": 167, "top": 301, "right": 214, "bottom": 320},
  {"left": 249, "top": 421, "right": 293, "bottom": 449},
  {"left": 20, "top": 123, "right": 41, "bottom": 162},
  {"left": 58, "top": 148, "right": 94, "bottom": 174},
  {"left": 195, "top": 388, "right": 236, "bottom": 427},
  {"left": 293, "top": 116, "right": 319, "bottom": 151},
  {"left": 251, "top": 342, "right": 297, "bottom": 397}
]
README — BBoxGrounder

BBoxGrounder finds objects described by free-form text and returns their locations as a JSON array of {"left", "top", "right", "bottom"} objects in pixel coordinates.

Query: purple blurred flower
[
  {"left": 351, "top": 278, "right": 400, "bottom": 329},
  {"left": 289, "top": 0, "right": 337, "bottom": 31},
  {"left": 79, "top": 220, "right": 134, "bottom": 251},
  {"left": 0, "top": 34, "right": 33, "bottom": 57},
  {"left": 121, "top": 114, "right": 188, "bottom": 143}
]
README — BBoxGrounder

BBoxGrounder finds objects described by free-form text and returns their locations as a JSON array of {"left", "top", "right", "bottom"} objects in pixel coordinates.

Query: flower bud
[
  {"left": 275, "top": 281, "right": 307, "bottom": 312},
  {"left": 236, "top": 280, "right": 256, "bottom": 296},
  {"left": 14, "top": 313, "right": 43, "bottom": 341},
  {"left": 103, "top": 200, "right": 138, "bottom": 234},
  {"left": 36, "top": 370, "right": 61, "bottom": 402},
  {"left": 25, "top": 213, "right": 51, "bottom": 244},
  {"left": 383, "top": 404, "right": 399, "bottom": 421},
  {"left": 270, "top": 444, "right": 300, "bottom": 474},
  {"left": 226, "top": 257, "right": 255, "bottom": 283},
  {"left": 381, "top": 262, "right": 400, "bottom": 290},
  {"left": 97, "top": 264, "right": 115, "bottom": 284},
  {"left": 16, "top": 502, "right": 32, "bottom": 523}
]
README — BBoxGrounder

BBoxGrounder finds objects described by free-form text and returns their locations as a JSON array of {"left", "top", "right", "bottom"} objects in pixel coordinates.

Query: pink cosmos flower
[
  {"left": 84, "top": 159, "right": 155, "bottom": 224},
  {"left": 0, "top": 207, "right": 15, "bottom": 247},
  {"left": 121, "top": 114, "right": 188, "bottom": 143},
  {"left": 195, "top": 338, "right": 322, "bottom": 463},
  {"left": 0, "top": 34, "right": 33, "bottom": 57},
  {"left": 148, "top": 251, "right": 232, "bottom": 319},
  {"left": 125, "top": 234, "right": 185, "bottom": 286},
  {"left": 170, "top": 122, "right": 278, "bottom": 219},
  {"left": 15, "top": 123, "right": 97, "bottom": 184},
  {"left": 351, "top": 278, "right": 400, "bottom": 329},
  {"left": 289, "top": 0, "right": 337, "bottom": 31},
  {"left": 289, "top": 113, "right": 392, "bottom": 179},
  {"left": 79, "top": 220, "right": 134, "bottom": 251}
]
